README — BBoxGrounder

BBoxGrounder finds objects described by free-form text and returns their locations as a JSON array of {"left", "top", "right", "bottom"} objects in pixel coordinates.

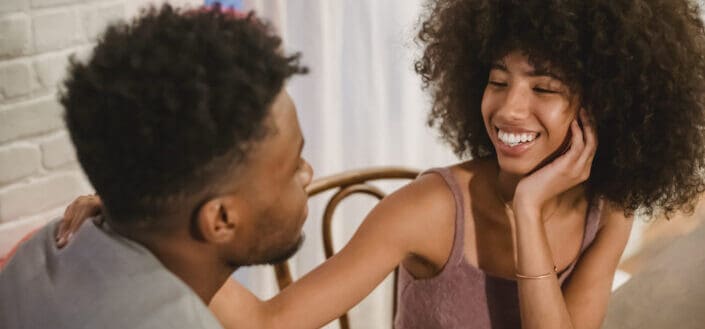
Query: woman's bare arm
[
  {"left": 513, "top": 201, "right": 632, "bottom": 329},
  {"left": 561, "top": 205, "right": 633, "bottom": 328},
  {"left": 211, "top": 174, "right": 455, "bottom": 329},
  {"left": 59, "top": 174, "right": 454, "bottom": 329},
  {"left": 511, "top": 109, "right": 627, "bottom": 329}
]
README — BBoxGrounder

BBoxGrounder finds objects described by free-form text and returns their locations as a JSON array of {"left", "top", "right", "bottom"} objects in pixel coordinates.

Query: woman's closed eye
[
  {"left": 488, "top": 80, "right": 508, "bottom": 87},
  {"left": 533, "top": 86, "right": 560, "bottom": 94}
]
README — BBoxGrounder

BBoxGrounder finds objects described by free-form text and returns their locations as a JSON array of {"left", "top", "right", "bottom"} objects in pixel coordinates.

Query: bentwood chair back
[{"left": 273, "top": 166, "right": 420, "bottom": 329}]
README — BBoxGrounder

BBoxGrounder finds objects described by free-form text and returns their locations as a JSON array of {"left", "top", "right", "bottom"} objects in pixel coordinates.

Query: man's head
[{"left": 61, "top": 4, "right": 311, "bottom": 266}]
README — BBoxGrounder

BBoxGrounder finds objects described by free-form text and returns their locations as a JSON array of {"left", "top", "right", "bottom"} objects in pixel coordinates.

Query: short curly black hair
[
  {"left": 416, "top": 0, "right": 705, "bottom": 216},
  {"left": 61, "top": 4, "right": 306, "bottom": 224}
]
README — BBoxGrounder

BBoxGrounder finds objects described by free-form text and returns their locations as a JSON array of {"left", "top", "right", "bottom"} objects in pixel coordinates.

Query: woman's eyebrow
[
  {"left": 527, "top": 67, "right": 562, "bottom": 80},
  {"left": 490, "top": 60, "right": 564, "bottom": 82},
  {"left": 490, "top": 62, "right": 507, "bottom": 71},
  {"left": 490, "top": 62, "right": 559, "bottom": 77}
]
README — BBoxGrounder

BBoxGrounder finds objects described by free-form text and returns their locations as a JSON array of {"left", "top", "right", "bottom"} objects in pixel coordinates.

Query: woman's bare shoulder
[
  {"left": 378, "top": 168, "right": 455, "bottom": 222},
  {"left": 597, "top": 199, "right": 634, "bottom": 231},
  {"left": 386, "top": 158, "right": 493, "bottom": 218}
]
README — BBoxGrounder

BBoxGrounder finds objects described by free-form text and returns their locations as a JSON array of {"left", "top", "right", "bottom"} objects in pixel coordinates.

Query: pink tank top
[{"left": 394, "top": 168, "right": 602, "bottom": 329}]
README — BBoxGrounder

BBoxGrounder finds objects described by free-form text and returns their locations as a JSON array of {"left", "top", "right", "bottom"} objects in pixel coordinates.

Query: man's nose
[{"left": 301, "top": 160, "right": 313, "bottom": 187}]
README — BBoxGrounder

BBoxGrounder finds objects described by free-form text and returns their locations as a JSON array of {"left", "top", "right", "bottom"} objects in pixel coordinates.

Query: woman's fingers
[
  {"left": 557, "top": 119, "right": 584, "bottom": 166},
  {"left": 57, "top": 198, "right": 79, "bottom": 247},
  {"left": 56, "top": 195, "right": 102, "bottom": 248},
  {"left": 577, "top": 108, "right": 598, "bottom": 172},
  {"left": 558, "top": 111, "right": 592, "bottom": 183},
  {"left": 514, "top": 109, "right": 597, "bottom": 207}
]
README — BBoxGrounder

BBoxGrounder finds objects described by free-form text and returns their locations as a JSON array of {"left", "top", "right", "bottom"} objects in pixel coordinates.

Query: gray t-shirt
[{"left": 0, "top": 217, "right": 223, "bottom": 329}]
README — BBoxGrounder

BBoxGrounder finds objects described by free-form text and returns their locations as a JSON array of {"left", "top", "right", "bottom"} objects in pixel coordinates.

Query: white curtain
[{"left": 235, "top": 1, "right": 457, "bottom": 328}]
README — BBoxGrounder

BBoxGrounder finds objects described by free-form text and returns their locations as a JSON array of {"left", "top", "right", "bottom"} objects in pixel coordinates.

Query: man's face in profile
[{"left": 224, "top": 90, "right": 313, "bottom": 266}]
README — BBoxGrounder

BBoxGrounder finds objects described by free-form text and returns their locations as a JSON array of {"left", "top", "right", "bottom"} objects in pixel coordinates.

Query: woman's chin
[{"left": 496, "top": 157, "right": 536, "bottom": 177}]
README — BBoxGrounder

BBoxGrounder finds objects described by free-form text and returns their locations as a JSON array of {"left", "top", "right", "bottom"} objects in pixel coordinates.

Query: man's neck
[
  {"left": 151, "top": 240, "right": 236, "bottom": 304},
  {"left": 112, "top": 222, "right": 236, "bottom": 304},
  {"left": 155, "top": 239, "right": 236, "bottom": 303}
]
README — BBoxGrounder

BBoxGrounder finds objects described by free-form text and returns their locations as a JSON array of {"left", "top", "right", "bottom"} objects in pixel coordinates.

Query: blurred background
[{"left": 0, "top": 0, "right": 703, "bottom": 328}]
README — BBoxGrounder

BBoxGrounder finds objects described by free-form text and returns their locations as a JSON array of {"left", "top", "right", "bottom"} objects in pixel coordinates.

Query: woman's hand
[
  {"left": 514, "top": 108, "right": 597, "bottom": 215},
  {"left": 56, "top": 194, "right": 103, "bottom": 248}
]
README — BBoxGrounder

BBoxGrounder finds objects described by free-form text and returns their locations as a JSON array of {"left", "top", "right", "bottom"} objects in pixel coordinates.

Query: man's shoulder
[
  {"left": 0, "top": 219, "right": 223, "bottom": 329},
  {"left": 0, "top": 219, "right": 61, "bottom": 279}
]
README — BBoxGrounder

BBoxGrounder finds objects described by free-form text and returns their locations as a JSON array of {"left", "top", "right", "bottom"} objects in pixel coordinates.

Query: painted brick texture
[{"left": 0, "top": 0, "right": 202, "bottom": 255}]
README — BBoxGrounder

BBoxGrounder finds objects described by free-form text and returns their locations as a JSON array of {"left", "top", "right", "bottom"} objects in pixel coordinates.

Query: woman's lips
[{"left": 494, "top": 128, "right": 540, "bottom": 157}]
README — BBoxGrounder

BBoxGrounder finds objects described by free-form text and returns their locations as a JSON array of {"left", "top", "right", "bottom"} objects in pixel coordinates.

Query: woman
[{"left": 58, "top": 0, "right": 705, "bottom": 328}]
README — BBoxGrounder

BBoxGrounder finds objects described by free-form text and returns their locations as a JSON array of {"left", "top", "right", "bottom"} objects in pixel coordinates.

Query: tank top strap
[
  {"left": 418, "top": 167, "right": 467, "bottom": 267},
  {"left": 558, "top": 197, "right": 604, "bottom": 283},
  {"left": 579, "top": 197, "right": 603, "bottom": 252}
]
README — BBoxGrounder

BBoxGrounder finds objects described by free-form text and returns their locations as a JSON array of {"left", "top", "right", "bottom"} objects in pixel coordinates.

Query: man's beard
[
  {"left": 263, "top": 234, "right": 305, "bottom": 265},
  {"left": 232, "top": 233, "right": 306, "bottom": 267}
]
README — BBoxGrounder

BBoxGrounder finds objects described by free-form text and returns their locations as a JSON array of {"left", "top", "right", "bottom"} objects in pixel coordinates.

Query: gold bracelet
[{"left": 515, "top": 266, "right": 558, "bottom": 280}]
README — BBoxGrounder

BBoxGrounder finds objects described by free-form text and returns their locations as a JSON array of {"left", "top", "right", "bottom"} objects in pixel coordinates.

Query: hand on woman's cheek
[{"left": 513, "top": 108, "right": 597, "bottom": 214}]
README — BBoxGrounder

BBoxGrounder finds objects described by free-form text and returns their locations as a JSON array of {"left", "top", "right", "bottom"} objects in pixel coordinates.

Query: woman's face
[{"left": 481, "top": 51, "right": 580, "bottom": 176}]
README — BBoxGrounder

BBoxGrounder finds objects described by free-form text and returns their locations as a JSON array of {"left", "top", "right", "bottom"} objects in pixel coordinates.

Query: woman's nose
[{"left": 497, "top": 86, "right": 532, "bottom": 121}]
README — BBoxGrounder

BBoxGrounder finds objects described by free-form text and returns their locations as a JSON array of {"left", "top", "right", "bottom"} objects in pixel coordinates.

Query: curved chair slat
[
  {"left": 322, "top": 183, "right": 386, "bottom": 258},
  {"left": 273, "top": 166, "right": 420, "bottom": 329}
]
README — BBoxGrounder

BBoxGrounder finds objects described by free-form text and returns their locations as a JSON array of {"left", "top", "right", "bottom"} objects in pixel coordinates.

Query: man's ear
[{"left": 194, "top": 196, "right": 245, "bottom": 244}]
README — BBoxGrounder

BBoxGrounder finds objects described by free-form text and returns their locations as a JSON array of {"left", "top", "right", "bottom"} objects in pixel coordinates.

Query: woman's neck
[
  {"left": 494, "top": 163, "right": 575, "bottom": 223},
  {"left": 496, "top": 169, "right": 522, "bottom": 205}
]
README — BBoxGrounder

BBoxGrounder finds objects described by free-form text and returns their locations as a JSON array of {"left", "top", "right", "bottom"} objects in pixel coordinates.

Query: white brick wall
[
  {"left": 0, "top": 143, "right": 41, "bottom": 184},
  {"left": 0, "top": 60, "right": 36, "bottom": 98},
  {"left": 0, "top": 97, "right": 64, "bottom": 142},
  {"left": 0, "top": 0, "right": 202, "bottom": 256},
  {"left": 0, "top": 0, "right": 28, "bottom": 15},
  {"left": 0, "top": 14, "right": 32, "bottom": 57},
  {"left": 40, "top": 131, "right": 76, "bottom": 169}
]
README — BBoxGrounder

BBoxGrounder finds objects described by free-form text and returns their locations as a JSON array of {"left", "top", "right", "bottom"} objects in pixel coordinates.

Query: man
[{"left": 0, "top": 4, "right": 312, "bottom": 328}]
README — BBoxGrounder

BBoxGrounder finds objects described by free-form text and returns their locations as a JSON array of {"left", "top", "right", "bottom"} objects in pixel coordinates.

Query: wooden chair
[{"left": 273, "top": 166, "right": 420, "bottom": 329}]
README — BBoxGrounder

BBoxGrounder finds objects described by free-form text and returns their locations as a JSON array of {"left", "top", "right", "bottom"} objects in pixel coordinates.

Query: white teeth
[{"left": 497, "top": 129, "right": 537, "bottom": 146}]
